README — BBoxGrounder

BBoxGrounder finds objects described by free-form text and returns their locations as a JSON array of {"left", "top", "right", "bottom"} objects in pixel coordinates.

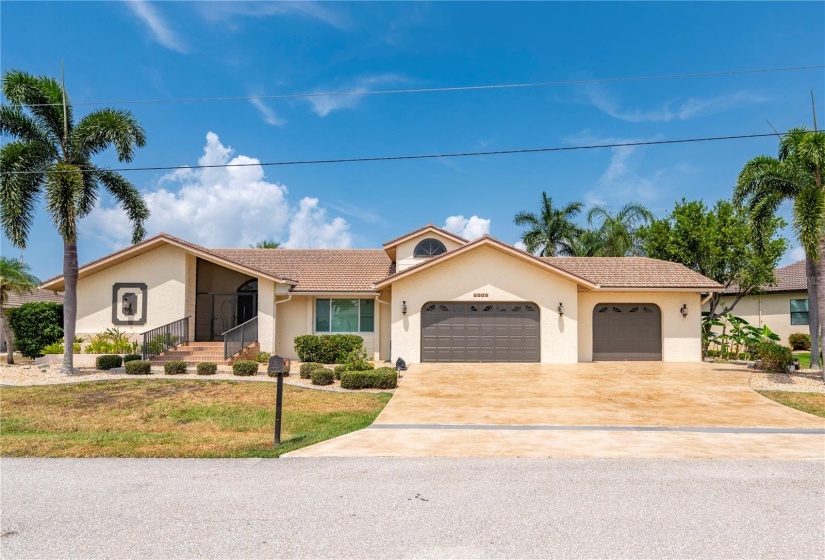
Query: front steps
[{"left": 150, "top": 341, "right": 260, "bottom": 366}]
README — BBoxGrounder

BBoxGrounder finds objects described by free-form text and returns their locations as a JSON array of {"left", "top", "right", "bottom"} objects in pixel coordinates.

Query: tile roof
[
  {"left": 541, "top": 257, "right": 723, "bottom": 289},
  {"left": 209, "top": 248, "right": 395, "bottom": 292},
  {"left": 723, "top": 260, "right": 807, "bottom": 294},
  {"left": 3, "top": 288, "right": 63, "bottom": 308}
]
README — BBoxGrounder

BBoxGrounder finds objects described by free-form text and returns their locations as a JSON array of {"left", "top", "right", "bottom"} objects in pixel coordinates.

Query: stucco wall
[
  {"left": 390, "top": 245, "right": 578, "bottom": 364},
  {"left": 274, "top": 296, "right": 307, "bottom": 359},
  {"left": 378, "top": 288, "right": 392, "bottom": 362},
  {"left": 577, "top": 291, "right": 702, "bottom": 362},
  {"left": 258, "top": 278, "right": 276, "bottom": 353},
  {"left": 75, "top": 244, "right": 187, "bottom": 340},
  {"left": 395, "top": 232, "right": 464, "bottom": 272},
  {"left": 706, "top": 292, "right": 809, "bottom": 347}
]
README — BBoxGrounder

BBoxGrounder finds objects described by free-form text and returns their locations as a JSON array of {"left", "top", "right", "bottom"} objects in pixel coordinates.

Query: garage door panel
[
  {"left": 422, "top": 301, "right": 540, "bottom": 362},
  {"left": 593, "top": 303, "right": 661, "bottom": 361}
]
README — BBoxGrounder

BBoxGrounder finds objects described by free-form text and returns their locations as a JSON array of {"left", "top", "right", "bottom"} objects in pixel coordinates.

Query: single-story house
[
  {"left": 706, "top": 260, "right": 810, "bottom": 347},
  {"left": 40, "top": 225, "right": 722, "bottom": 363},
  {"left": 1, "top": 288, "right": 64, "bottom": 354}
]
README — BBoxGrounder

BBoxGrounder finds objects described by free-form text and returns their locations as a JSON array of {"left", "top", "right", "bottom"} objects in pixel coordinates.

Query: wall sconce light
[
  {"left": 557, "top": 302, "right": 564, "bottom": 316},
  {"left": 680, "top": 304, "right": 688, "bottom": 318},
  {"left": 402, "top": 301, "right": 407, "bottom": 316}
]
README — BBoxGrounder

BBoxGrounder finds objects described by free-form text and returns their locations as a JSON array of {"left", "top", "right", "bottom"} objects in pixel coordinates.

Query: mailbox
[{"left": 267, "top": 355, "right": 291, "bottom": 376}]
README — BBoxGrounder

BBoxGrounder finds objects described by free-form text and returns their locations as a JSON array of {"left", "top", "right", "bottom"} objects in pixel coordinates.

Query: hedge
[
  {"left": 95, "top": 355, "right": 123, "bottom": 370},
  {"left": 164, "top": 361, "right": 187, "bottom": 375},
  {"left": 293, "top": 334, "right": 363, "bottom": 364},
  {"left": 757, "top": 342, "right": 794, "bottom": 373},
  {"left": 233, "top": 360, "right": 258, "bottom": 376},
  {"left": 333, "top": 364, "right": 347, "bottom": 380},
  {"left": 7, "top": 302, "right": 63, "bottom": 358},
  {"left": 340, "top": 367, "right": 397, "bottom": 390},
  {"left": 311, "top": 368, "right": 334, "bottom": 386},
  {"left": 123, "top": 354, "right": 142, "bottom": 363},
  {"left": 197, "top": 362, "right": 218, "bottom": 375},
  {"left": 125, "top": 360, "right": 152, "bottom": 375},
  {"left": 256, "top": 351, "right": 271, "bottom": 364},
  {"left": 789, "top": 333, "right": 811, "bottom": 351},
  {"left": 299, "top": 362, "right": 325, "bottom": 378}
]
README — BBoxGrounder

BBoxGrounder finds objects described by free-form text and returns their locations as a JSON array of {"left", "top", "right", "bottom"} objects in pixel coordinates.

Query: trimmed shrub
[
  {"left": 299, "top": 362, "right": 325, "bottom": 379},
  {"left": 311, "top": 368, "right": 334, "bottom": 386},
  {"left": 293, "top": 334, "right": 364, "bottom": 364},
  {"left": 123, "top": 354, "right": 142, "bottom": 363},
  {"left": 340, "top": 347, "right": 374, "bottom": 372},
  {"left": 197, "top": 362, "right": 218, "bottom": 375},
  {"left": 256, "top": 351, "right": 271, "bottom": 364},
  {"left": 124, "top": 360, "right": 152, "bottom": 375},
  {"left": 95, "top": 354, "right": 123, "bottom": 370},
  {"left": 333, "top": 364, "right": 347, "bottom": 380},
  {"left": 340, "top": 367, "right": 398, "bottom": 390},
  {"left": 789, "top": 333, "right": 811, "bottom": 351},
  {"left": 757, "top": 342, "right": 794, "bottom": 373},
  {"left": 164, "top": 361, "right": 187, "bottom": 375},
  {"left": 233, "top": 360, "right": 258, "bottom": 376},
  {"left": 7, "top": 302, "right": 63, "bottom": 358}
]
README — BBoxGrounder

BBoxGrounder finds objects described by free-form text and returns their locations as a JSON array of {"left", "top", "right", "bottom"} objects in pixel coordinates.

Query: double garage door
[
  {"left": 592, "top": 303, "right": 662, "bottom": 361},
  {"left": 421, "top": 302, "right": 540, "bottom": 362}
]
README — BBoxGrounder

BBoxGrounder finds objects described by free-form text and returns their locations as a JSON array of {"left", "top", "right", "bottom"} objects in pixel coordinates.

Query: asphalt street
[{"left": 1, "top": 458, "right": 823, "bottom": 559}]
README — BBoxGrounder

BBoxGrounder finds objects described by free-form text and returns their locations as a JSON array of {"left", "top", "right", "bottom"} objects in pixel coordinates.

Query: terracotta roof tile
[
  {"left": 209, "top": 248, "right": 395, "bottom": 292},
  {"left": 3, "top": 288, "right": 63, "bottom": 308},
  {"left": 723, "top": 260, "right": 807, "bottom": 294},
  {"left": 540, "top": 257, "right": 723, "bottom": 289}
]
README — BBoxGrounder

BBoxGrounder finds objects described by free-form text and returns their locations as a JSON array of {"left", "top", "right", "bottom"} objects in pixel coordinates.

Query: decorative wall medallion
[{"left": 112, "top": 283, "right": 148, "bottom": 325}]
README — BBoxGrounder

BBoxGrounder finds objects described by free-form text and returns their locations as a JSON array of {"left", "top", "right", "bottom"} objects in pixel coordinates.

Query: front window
[
  {"left": 315, "top": 299, "right": 375, "bottom": 333},
  {"left": 790, "top": 299, "right": 809, "bottom": 325},
  {"left": 414, "top": 238, "right": 447, "bottom": 257}
]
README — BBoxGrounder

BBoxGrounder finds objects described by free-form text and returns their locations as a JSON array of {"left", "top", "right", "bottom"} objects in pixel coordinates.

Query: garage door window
[
  {"left": 315, "top": 299, "right": 375, "bottom": 333},
  {"left": 790, "top": 299, "right": 809, "bottom": 325}
]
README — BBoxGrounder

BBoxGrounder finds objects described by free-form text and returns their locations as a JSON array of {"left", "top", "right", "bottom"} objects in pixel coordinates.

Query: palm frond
[
  {"left": 72, "top": 108, "right": 147, "bottom": 163},
  {"left": 1, "top": 70, "right": 71, "bottom": 151},
  {"left": 792, "top": 185, "right": 825, "bottom": 263},
  {"left": 0, "top": 141, "right": 47, "bottom": 248},
  {"left": 91, "top": 167, "right": 148, "bottom": 244}
]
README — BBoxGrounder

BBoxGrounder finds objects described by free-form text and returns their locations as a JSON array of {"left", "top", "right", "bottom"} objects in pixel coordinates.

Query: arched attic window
[
  {"left": 414, "top": 238, "right": 447, "bottom": 257},
  {"left": 237, "top": 279, "right": 258, "bottom": 292}
]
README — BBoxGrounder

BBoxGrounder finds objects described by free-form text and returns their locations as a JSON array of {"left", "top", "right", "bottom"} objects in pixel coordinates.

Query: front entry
[
  {"left": 421, "top": 302, "right": 540, "bottom": 362},
  {"left": 592, "top": 303, "right": 662, "bottom": 361},
  {"left": 209, "top": 293, "right": 257, "bottom": 341}
]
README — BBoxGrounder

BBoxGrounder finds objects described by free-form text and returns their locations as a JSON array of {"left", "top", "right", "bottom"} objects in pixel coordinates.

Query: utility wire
[
  {"left": 4, "top": 64, "right": 823, "bottom": 108},
  {"left": 0, "top": 131, "right": 807, "bottom": 175}
]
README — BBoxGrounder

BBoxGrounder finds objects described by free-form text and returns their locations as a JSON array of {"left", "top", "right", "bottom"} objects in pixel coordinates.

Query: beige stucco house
[
  {"left": 706, "top": 260, "right": 810, "bottom": 347},
  {"left": 40, "top": 225, "right": 721, "bottom": 364}
]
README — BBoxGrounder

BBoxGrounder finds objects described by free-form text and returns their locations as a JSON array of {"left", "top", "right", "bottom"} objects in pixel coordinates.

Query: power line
[
  {"left": 4, "top": 64, "right": 823, "bottom": 108},
  {"left": 0, "top": 131, "right": 805, "bottom": 176}
]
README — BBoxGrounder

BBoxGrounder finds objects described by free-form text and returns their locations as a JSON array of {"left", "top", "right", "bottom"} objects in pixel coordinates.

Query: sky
[{"left": 1, "top": 1, "right": 824, "bottom": 280}]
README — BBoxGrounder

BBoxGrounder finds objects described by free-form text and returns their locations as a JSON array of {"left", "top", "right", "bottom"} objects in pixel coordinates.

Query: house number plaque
[{"left": 473, "top": 293, "right": 489, "bottom": 298}]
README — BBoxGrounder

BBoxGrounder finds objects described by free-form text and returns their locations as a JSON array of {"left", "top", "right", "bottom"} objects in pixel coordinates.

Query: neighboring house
[
  {"left": 0, "top": 288, "right": 64, "bottom": 354},
  {"left": 40, "top": 225, "right": 721, "bottom": 364},
  {"left": 708, "top": 260, "right": 810, "bottom": 347}
]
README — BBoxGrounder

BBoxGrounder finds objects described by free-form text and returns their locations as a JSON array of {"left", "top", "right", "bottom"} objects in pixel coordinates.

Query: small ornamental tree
[{"left": 7, "top": 301, "right": 63, "bottom": 358}]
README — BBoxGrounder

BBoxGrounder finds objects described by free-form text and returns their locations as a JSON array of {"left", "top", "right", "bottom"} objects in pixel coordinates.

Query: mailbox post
[{"left": 267, "top": 355, "right": 290, "bottom": 446}]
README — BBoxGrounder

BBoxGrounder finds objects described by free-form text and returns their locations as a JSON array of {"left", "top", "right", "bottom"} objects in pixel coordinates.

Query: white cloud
[
  {"left": 582, "top": 84, "right": 767, "bottom": 123},
  {"left": 249, "top": 98, "right": 286, "bottom": 127},
  {"left": 443, "top": 215, "right": 491, "bottom": 240},
  {"left": 780, "top": 246, "right": 807, "bottom": 267},
  {"left": 126, "top": 1, "right": 187, "bottom": 53},
  {"left": 199, "top": 2, "right": 349, "bottom": 30},
  {"left": 282, "top": 198, "right": 351, "bottom": 249},
  {"left": 514, "top": 241, "right": 528, "bottom": 252},
  {"left": 81, "top": 132, "right": 350, "bottom": 250},
  {"left": 306, "top": 74, "right": 407, "bottom": 117}
]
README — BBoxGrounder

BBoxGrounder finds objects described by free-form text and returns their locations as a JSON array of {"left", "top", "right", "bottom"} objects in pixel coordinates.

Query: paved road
[{"left": 2, "top": 458, "right": 823, "bottom": 559}]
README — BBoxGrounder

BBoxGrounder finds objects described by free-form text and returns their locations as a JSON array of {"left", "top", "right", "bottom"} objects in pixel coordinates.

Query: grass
[
  {"left": 757, "top": 391, "right": 825, "bottom": 418},
  {"left": 0, "top": 380, "right": 391, "bottom": 458}
]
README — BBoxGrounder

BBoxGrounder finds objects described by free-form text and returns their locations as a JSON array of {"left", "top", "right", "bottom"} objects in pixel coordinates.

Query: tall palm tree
[
  {"left": 567, "top": 229, "right": 605, "bottom": 257},
  {"left": 514, "top": 192, "right": 583, "bottom": 256},
  {"left": 0, "top": 257, "right": 40, "bottom": 364},
  {"left": 735, "top": 126, "right": 825, "bottom": 372},
  {"left": 0, "top": 70, "right": 148, "bottom": 373},
  {"left": 586, "top": 202, "right": 654, "bottom": 257},
  {"left": 251, "top": 239, "right": 280, "bottom": 249}
]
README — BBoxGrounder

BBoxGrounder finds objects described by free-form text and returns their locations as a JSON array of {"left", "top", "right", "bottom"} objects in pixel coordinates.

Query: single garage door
[
  {"left": 421, "top": 302, "right": 540, "bottom": 362},
  {"left": 593, "top": 303, "right": 662, "bottom": 361}
]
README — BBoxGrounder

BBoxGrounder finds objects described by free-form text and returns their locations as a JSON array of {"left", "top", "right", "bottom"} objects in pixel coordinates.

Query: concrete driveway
[{"left": 286, "top": 362, "right": 825, "bottom": 458}]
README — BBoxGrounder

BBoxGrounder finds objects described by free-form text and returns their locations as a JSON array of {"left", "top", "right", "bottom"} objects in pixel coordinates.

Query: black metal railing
[
  {"left": 141, "top": 317, "right": 190, "bottom": 360},
  {"left": 224, "top": 317, "right": 258, "bottom": 360}
]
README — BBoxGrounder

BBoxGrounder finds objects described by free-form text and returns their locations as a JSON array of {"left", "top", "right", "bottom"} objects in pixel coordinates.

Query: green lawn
[
  {"left": 757, "top": 391, "right": 825, "bottom": 418},
  {"left": 795, "top": 352, "right": 811, "bottom": 368},
  {"left": 0, "top": 380, "right": 391, "bottom": 457}
]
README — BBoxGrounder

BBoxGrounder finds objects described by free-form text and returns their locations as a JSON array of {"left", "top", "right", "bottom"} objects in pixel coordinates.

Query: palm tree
[
  {"left": 0, "top": 70, "right": 148, "bottom": 373},
  {"left": 251, "top": 239, "right": 280, "bottom": 249},
  {"left": 567, "top": 229, "right": 605, "bottom": 257},
  {"left": 0, "top": 257, "right": 40, "bottom": 364},
  {"left": 735, "top": 126, "right": 825, "bottom": 372},
  {"left": 586, "top": 202, "right": 654, "bottom": 257},
  {"left": 514, "top": 192, "right": 583, "bottom": 256}
]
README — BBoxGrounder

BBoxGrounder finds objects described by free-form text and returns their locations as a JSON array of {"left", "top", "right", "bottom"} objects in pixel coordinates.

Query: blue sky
[{"left": 2, "top": 1, "right": 824, "bottom": 280}]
